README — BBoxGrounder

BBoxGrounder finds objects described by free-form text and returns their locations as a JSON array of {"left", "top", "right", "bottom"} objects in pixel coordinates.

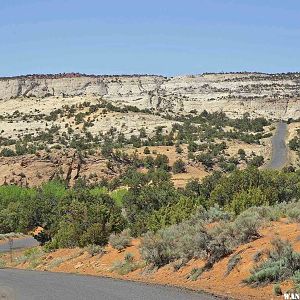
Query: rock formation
[{"left": 1, "top": 72, "right": 300, "bottom": 119}]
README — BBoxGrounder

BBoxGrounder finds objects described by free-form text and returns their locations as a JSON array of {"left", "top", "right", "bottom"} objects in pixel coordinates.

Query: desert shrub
[
  {"left": 47, "top": 257, "right": 65, "bottom": 270},
  {"left": 22, "top": 247, "right": 44, "bottom": 269},
  {"left": 273, "top": 284, "right": 282, "bottom": 296},
  {"left": 140, "top": 220, "right": 209, "bottom": 269},
  {"left": 238, "top": 148, "right": 246, "bottom": 160},
  {"left": 292, "top": 270, "right": 300, "bottom": 291},
  {"left": 109, "top": 229, "right": 132, "bottom": 251},
  {"left": 286, "top": 203, "right": 300, "bottom": 222},
  {"left": 225, "top": 253, "right": 242, "bottom": 276},
  {"left": 167, "top": 221, "right": 209, "bottom": 262},
  {"left": 140, "top": 231, "right": 175, "bottom": 268},
  {"left": 0, "top": 258, "right": 6, "bottom": 268},
  {"left": 0, "top": 232, "right": 24, "bottom": 240},
  {"left": 252, "top": 249, "right": 265, "bottom": 263},
  {"left": 206, "top": 223, "right": 235, "bottom": 267},
  {"left": 245, "top": 206, "right": 281, "bottom": 222},
  {"left": 143, "top": 147, "right": 150, "bottom": 154},
  {"left": 172, "top": 159, "right": 186, "bottom": 174},
  {"left": 188, "top": 267, "right": 204, "bottom": 281},
  {"left": 111, "top": 253, "right": 143, "bottom": 275},
  {"left": 0, "top": 148, "right": 16, "bottom": 157},
  {"left": 175, "top": 145, "right": 183, "bottom": 154},
  {"left": 43, "top": 240, "right": 59, "bottom": 253},
  {"left": 248, "top": 155, "right": 264, "bottom": 167},
  {"left": 85, "top": 244, "right": 105, "bottom": 257},
  {"left": 141, "top": 205, "right": 264, "bottom": 271},
  {"left": 199, "top": 205, "right": 231, "bottom": 223},
  {"left": 245, "top": 237, "right": 300, "bottom": 285},
  {"left": 233, "top": 211, "right": 261, "bottom": 243}
]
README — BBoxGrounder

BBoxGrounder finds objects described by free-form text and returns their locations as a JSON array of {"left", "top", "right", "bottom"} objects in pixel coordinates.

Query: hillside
[
  {"left": 2, "top": 72, "right": 296, "bottom": 187},
  {"left": 2, "top": 218, "right": 299, "bottom": 300}
]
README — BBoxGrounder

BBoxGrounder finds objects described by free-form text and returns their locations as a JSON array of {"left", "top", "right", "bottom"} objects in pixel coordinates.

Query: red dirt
[{"left": 4, "top": 221, "right": 300, "bottom": 300}]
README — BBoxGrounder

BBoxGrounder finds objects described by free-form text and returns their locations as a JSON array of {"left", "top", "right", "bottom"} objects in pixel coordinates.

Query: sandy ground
[{"left": 2, "top": 220, "right": 299, "bottom": 300}]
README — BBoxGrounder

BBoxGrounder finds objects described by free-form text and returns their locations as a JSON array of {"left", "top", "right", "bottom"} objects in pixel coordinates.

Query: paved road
[
  {"left": 0, "top": 269, "right": 219, "bottom": 300},
  {"left": 266, "top": 121, "right": 288, "bottom": 169},
  {"left": 0, "top": 237, "right": 38, "bottom": 253}
]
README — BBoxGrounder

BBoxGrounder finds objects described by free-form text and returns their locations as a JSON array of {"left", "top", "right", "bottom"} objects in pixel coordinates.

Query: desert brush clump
[
  {"left": 111, "top": 253, "right": 144, "bottom": 275},
  {"left": 273, "top": 284, "right": 282, "bottom": 296},
  {"left": 85, "top": 244, "right": 105, "bottom": 257},
  {"left": 245, "top": 237, "right": 300, "bottom": 285},
  {"left": 0, "top": 258, "right": 6, "bottom": 268},
  {"left": 109, "top": 229, "right": 132, "bottom": 251},
  {"left": 187, "top": 267, "right": 205, "bottom": 281},
  {"left": 225, "top": 252, "right": 242, "bottom": 276},
  {"left": 282, "top": 201, "right": 300, "bottom": 223},
  {"left": 140, "top": 206, "right": 263, "bottom": 271},
  {"left": 14, "top": 247, "right": 44, "bottom": 269}
]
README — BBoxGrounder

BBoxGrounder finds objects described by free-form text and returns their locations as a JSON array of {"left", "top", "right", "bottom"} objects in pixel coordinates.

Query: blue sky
[{"left": 0, "top": 0, "right": 299, "bottom": 76}]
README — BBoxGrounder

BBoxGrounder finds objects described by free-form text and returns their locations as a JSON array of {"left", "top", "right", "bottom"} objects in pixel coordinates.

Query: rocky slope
[{"left": 1, "top": 72, "right": 300, "bottom": 119}]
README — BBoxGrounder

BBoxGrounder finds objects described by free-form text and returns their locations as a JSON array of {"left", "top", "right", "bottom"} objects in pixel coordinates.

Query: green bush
[
  {"left": 0, "top": 148, "right": 16, "bottom": 157},
  {"left": 172, "top": 159, "right": 186, "bottom": 174},
  {"left": 248, "top": 156, "right": 264, "bottom": 167},
  {"left": 229, "top": 188, "right": 269, "bottom": 215},
  {"left": 143, "top": 147, "right": 151, "bottom": 154}
]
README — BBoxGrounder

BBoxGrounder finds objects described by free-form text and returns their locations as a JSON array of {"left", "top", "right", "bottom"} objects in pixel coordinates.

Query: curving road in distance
[{"left": 266, "top": 121, "right": 288, "bottom": 169}]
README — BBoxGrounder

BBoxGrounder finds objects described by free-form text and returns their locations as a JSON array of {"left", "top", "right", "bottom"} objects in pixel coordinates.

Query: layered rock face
[{"left": 1, "top": 72, "right": 300, "bottom": 119}]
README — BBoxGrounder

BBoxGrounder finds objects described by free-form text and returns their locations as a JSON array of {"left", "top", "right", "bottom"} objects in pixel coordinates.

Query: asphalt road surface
[
  {"left": 0, "top": 237, "right": 38, "bottom": 253},
  {"left": 0, "top": 269, "right": 220, "bottom": 300},
  {"left": 267, "top": 121, "right": 288, "bottom": 169}
]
